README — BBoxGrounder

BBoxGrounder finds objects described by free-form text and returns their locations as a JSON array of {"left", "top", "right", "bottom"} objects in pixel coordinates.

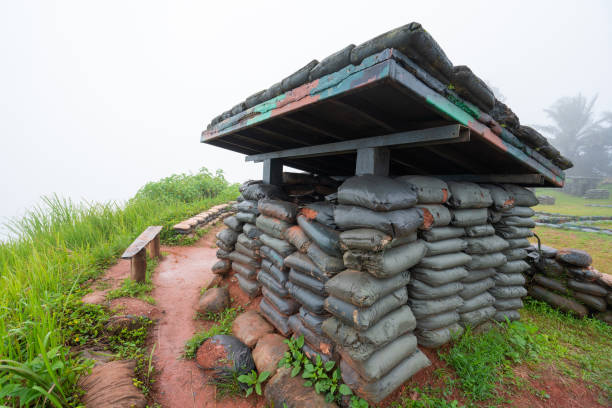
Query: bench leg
[
  {"left": 131, "top": 248, "right": 147, "bottom": 283},
  {"left": 149, "top": 234, "right": 161, "bottom": 259}
]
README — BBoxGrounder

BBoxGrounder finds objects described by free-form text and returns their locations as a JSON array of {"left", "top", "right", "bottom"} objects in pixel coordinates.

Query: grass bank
[{"left": 535, "top": 186, "right": 612, "bottom": 216}]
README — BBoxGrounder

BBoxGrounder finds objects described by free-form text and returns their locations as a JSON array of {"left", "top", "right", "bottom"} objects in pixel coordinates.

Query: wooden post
[
  {"left": 131, "top": 248, "right": 147, "bottom": 282},
  {"left": 356, "top": 147, "right": 390, "bottom": 176},
  {"left": 263, "top": 158, "right": 283, "bottom": 185},
  {"left": 149, "top": 234, "right": 161, "bottom": 259}
]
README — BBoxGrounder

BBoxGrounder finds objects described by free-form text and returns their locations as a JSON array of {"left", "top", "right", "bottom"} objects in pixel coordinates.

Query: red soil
[{"left": 82, "top": 259, "right": 131, "bottom": 304}]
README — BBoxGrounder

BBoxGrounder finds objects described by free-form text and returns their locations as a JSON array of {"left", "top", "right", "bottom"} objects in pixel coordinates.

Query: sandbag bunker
[{"left": 211, "top": 174, "right": 538, "bottom": 403}]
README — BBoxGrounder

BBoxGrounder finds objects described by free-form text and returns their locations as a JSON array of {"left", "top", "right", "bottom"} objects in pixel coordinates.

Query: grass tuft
[{"left": 183, "top": 306, "right": 242, "bottom": 359}]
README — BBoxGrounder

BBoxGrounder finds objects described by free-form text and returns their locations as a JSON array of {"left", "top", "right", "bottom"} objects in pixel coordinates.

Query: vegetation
[
  {"left": 534, "top": 185, "right": 612, "bottom": 216},
  {"left": 106, "top": 257, "right": 158, "bottom": 304},
  {"left": 0, "top": 167, "right": 238, "bottom": 406},
  {"left": 237, "top": 369, "right": 271, "bottom": 397},
  {"left": 183, "top": 306, "right": 242, "bottom": 359}
]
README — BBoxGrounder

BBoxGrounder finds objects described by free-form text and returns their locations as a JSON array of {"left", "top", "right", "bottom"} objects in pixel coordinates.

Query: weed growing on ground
[
  {"left": 237, "top": 370, "right": 271, "bottom": 397},
  {"left": 390, "top": 386, "right": 466, "bottom": 408},
  {"left": 106, "top": 257, "right": 158, "bottom": 304},
  {"left": 183, "top": 306, "right": 242, "bottom": 359},
  {"left": 208, "top": 371, "right": 244, "bottom": 400}
]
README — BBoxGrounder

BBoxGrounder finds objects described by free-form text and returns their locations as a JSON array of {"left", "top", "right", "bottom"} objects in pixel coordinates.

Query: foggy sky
[{"left": 1, "top": 0, "right": 611, "bottom": 227}]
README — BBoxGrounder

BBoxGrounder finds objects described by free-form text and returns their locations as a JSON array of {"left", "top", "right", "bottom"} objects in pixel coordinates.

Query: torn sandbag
[
  {"left": 242, "top": 183, "right": 287, "bottom": 201},
  {"left": 418, "top": 204, "right": 452, "bottom": 230},
  {"left": 300, "top": 202, "right": 337, "bottom": 228},
  {"left": 501, "top": 184, "right": 538, "bottom": 207},
  {"left": 480, "top": 184, "right": 515, "bottom": 211},
  {"left": 283, "top": 226, "right": 311, "bottom": 253}
]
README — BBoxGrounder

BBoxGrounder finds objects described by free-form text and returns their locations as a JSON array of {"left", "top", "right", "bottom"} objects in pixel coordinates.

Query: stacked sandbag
[
  {"left": 396, "top": 176, "right": 469, "bottom": 348},
  {"left": 281, "top": 172, "right": 340, "bottom": 204},
  {"left": 324, "top": 175, "right": 430, "bottom": 404}
]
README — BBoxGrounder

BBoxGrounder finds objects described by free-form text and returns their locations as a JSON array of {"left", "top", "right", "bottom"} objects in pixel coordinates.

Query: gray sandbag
[
  {"left": 233, "top": 262, "right": 257, "bottom": 280},
  {"left": 288, "top": 315, "right": 333, "bottom": 357},
  {"left": 461, "top": 268, "right": 496, "bottom": 283},
  {"left": 412, "top": 266, "right": 468, "bottom": 287},
  {"left": 212, "top": 259, "right": 231, "bottom": 275},
  {"left": 259, "top": 297, "right": 291, "bottom": 336},
  {"left": 480, "top": 184, "right": 514, "bottom": 211},
  {"left": 216, "top": 248, "right": 231, "bottom": 259},
  {"left": 495, "top": 226, "right": 534, "bottom": 239},
  {"left": 494, "top": 310, "right": 521, "bottom": 322},
  {"left": 307, "top": 242, "right": 344, "bottom": 274},
  {"left": 283, "top": 226, "right": 311, "bottom": 253},
  {"left": 282, "top": 172, "right": 317, "bottom": 185},
  {"left": 409, "top": 279, "right": 463, "bottom": 300},
  {"left": 418, "top": 252, "right": 472, "bottom": 271},
  {"left": 299, "top": 307, "right": 328, "bottom": 336},
  {"left": 229, "top": 251, "right": 260, "bottom": 269},
  {"left": 497, "top": 216, "right": 536, "bottom": 228},
  {"left": 338, "top": 333, "right": 418, "bottom": 382},
  {"left": 339, "top": 228, "right": 417, "bottom": 252},
  {"left": 260, "top": 246, "right": 285, "bottom": 270},
  {"left": 423, "top": 238, "right": 466, "bottom": 256},
  {"left": 494, "top": 297, "right": 524, "bottom": 311},
  {"left": 340, "top": 350, "right": 431, "bottom": 404},
  {"left": 535, "top": 257, "right": 565, "bottom": 278},
  {"left": 516, "top": 125, "right": 548, "bottom": 148},
  {"left": 567, "top": 279, "right": 607, "bottom": 297},
  {"left": 459, "top": 278, "right": 495, "bottom": 299},
  {"left": 459, "top": 306, "right": 496, "bottom": 327},
  {"left": 216, "top": 228, "right": 238, "bottom": 246},
  {"left": 242, "top": 183, "right": 287, "bottom": 201},
  {"left": 416, "top": 310, "right": 460, "bottom": 330},
  {"left": 338, "top": 175, "right": 418, "bottom": 211},
  {"left": 421, "top": 226, "right": 465, "bottom": 242},
  {"left": 235, "top": 200, "right": 259, "bottom": 215},
  {"left": 262, "top": 287, "right": 300, "bottom": 316},
  {"left": 506, "top": 238, "right": 531, "bottom": 249},
  {"left": 235, "top": 242, "right": 259, "bottom": 259},
  {"left": 280, "top": 59, "right": 318, "bottom": 92},
  {"left": 489, "top": 286, "right": 528, "bottom": 299},
  {"left": 528, "top": 285, "right": 588, "bottom": 318},
  {"left": 527, "top": 244, "right": 558, "bottom": 258},
  {"left": 284, "top": 252, "right": 330, "bottom": 282},
  {"left": 297, "top": 215, "right": 341, "bottom": 257},
  {"left": 416, "top": 323, "right": 463, "bottom": 348},
  {"left": 301, "top": 341, "right": 333, "bottom": 364},
  {"left": 301, "top": 202, "right": 337, "bottom": 229},
  {"left": 492, "top": 272, "right": 526, "bottom": 287},
  {"left": 257, "top": 199, "right": 298, "bottom": 223},
  {"left": 239, "top": 180, "right": 262, "bottom": 193},
  {"left": 242, "top": 223, "right": 262, "bottom": 239},
  {"left": 325, "top": 269, "right": 411, "bottom": 307},
  {"left": 289, "top": 269, "right": 326, "bottom": 297},
  {"left": 567, "top": 266, "right": 602, "bottom": 282},
  {"left": 556, "top": 249, "right": 593, "bottom": 268},
  {"left": 216, "top": 239, "right": 233, "bottom": 252},
  {"left": 447, "top": 182, "right": 493, "bottom": 209},
  {"left": 258, "top": 233, "right": 295, "bottom": 258},
  {"left": 608, "top": 293, "right": 612, "bottom": 307},
  {"left": 573, "top": 292, "right": 607, "bottom": 312},
  {"left": 410, "top": 295, "right": 463, "bottom": 319},
  {"left": 451, "top": 208, "right": 489, "bottom": 227},
  {"left": 464, "top": 235, "right": 509, "bottom": 255},
  {"left": 503, "top": 206, "right": 535, "bottom": 218},
  {"left": 237, "top": 233, "right": 262, "bottom": 250},
  {"left": 223, "top": 215, "right": 243, "bottom": 232},
  {"left": 309, "top": 44, "right": 355, "bottom": 81},
  {"left": 325, "top": 289, "right": 408, "bottom": 330},
  {"left": 256, "top": 215, "right": 291, "bottom": 239},
  {"left": 286, "top": 281, "right": 326, "bottom": 314},
  {"left": 465, "top": 253, "right": 507, "bottom": 270},
  {"left": 497, "top": 260, "right": 530, "bottom": 274},
  {"left": 533, "top": 274, "right": 567, "bottom": 293},
  {"left": 235, "top": 211, "right": 257, "bottom": 224},
  {"left": 418, "top": 204, "right": 452, "bottom": 230},
  {"left": 261, "top": 259, "right": 288, "bottom": 285},
  {"left": 334, "top": 205, "right": 423, "bottom": 238},
  {"left": 458, "top": 292, "right": 495, "bottom": 313},
  {"left": 503, "top": 248, "right": 528, "bottom": 261},
  {"left": 395, "top": 175, "right": 450, "bottom": 204},
  {"left": 488, "top": 210, "right": 503, "bottom": 224},
  {"left": 502, "top": 184, "right": 538, "bottom": 207},
  {"left": 257, "top": 270, "right": 289, "bottom": 298},
  {"left": 235, "top": 273, "right": 261, "bottom": 298},
  {"left": 464, "top": 224, "right": 495, "bottom": 237},
  {"left": 344, "top": 240, "right": 427, "bottom": 278},
  {"left": 452, "top": 65, "right": 495, "bottom": 112}
]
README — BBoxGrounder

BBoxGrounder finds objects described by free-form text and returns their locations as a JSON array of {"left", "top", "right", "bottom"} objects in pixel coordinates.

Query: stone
[
  {"left": 252, "top": 333, "right": 288, "bottom": 376},
  {"left": 231, "top": 310, "right": 274, "bottom": 348},
  {"left": 197, "top": 287, "right": 229, "bottom": 314},
  {"left": 79, "top": 360, "right": 146, "bottom": 408},
  {"left": 556, "top": 249, "right": 592, "bottom": 267},
  {"left": 265, "top": 366, "right": 338, "bottom": 408}
]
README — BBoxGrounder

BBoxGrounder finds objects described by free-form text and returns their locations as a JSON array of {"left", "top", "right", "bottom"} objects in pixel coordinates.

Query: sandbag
[
  {"left": 325, "top": 269, "right": 411, "bottom": 307},
  {"left": 228, "top": 251, "right": 260, "bottom": 269},
  {"left": 235, "top": 211, "right": 257, "bottom": 224},
  {"left": 527, "top": 244, "right": 558, "bottom": 259},
  {"left": 416, "top": 323, "right": 463, "bottom": 348},
  {"left": 497, "top": 260, "right": 530, "bottom": 274},
  {"left": 567, "top": 280, "right": 607, "bottom": 297},
  {"left": 409, "top": 279, "right": 463, "bottom": 300},
  {"left": 216, "top": 239, "right": 233, "bottom": 252},
  {"left": 556, "top": 249, "right": 593, "bottom": 268},
  {"left": 232, "top": 262, "right": 257, "bottom": 280},
  {"left": 503, "top": 248, "right": 528, "bottom": 261},
  {"left": 282, "top": 172, "right": 316, "bottom": 185},
  {"left": 309, "top": 44, "right": 355, "bottom": 81},
  {"left": 258, "top": 234, "right": 295, "bottom": 258},
  {"left": 339, "top": 228, "right": 416, "bottom": 252},
  {"left": 259, "top": 297, "right": 291, "bottom": 336},
  {"left": 452, "top": 65, "right": 495, "bottom": 112},
  {"left": 416, "top": 310, "right": 460, "bottom": 330},
  {"left": 297, "top": 215, "right": 341, "bottom": 257},
  {"left": 307, "top": 242, "right": 344, "bottom": 274},
  {"left": 465, "top": 253, "right": 507, "bottom": 270},
  {"left": 492, "top": 272, "right": 526, "bottom": 287},
  {"left": 528, "top": 285, "right": 588, "bottom": 318},
  {"left": 420, "top": 226, "right": 465, "bottom": 242},
  {"left": 283, "top": 226, "right": 311, "bottom": 253},
  {"left": 284, "top": 184, "right": 315, "bottom": 197},
  {"left": 458, "top": 292, "right": 495, "bottom": 313},
  {"left": 494, "top": 297, "right": 524, "bottom": 311},
  {"left": 419, "top": 204, "right": 452, "bottom": 230},
  {"left": 447, "top": 182, "right": 493, "bottom": 209},
  {"left": 506, "top": 238, "right": 531, "bottom": 249},
  {"left": 567, "top": 266, "right": 602, "bottom": 282},
  {"left": 338, "top": 175, "right": 418, "bottom": 211},
  {"left": 262, "top": 287, "right": 300, "bottom": 315},
  {"left": 235, "top": 200, "right": 259, "bottom": 215},
  {"left": 465, "top": 235, "right": 509, "bottom": 255},
  {"left": 459, "top": 306, "right": 496, "bottom": 327},
  {"left": 299, "top": 307, "right": 327, "bottom": 335},
  {"left": 502, "top": 184, "right": 538, "bottom": 207},
  {"left": 242, "top": 183, "right": 287, "bottom": 201},
  {"left": 489, "top": 286, "right": 528, "bottom": 299},
  {"left": 288, "top": 315, "right": 333, "bottom": 356},
  {"left": 216, "top": 248, "right": 231, "bottom": 259},
  {"left": 301, "top": 341, "right": 332, "bottom": 364},
  {"left": 503, "top": 206, "right": 535, "bottom": 218},
  {"left": 516, "top": 125, "right": 548, "bottom": 148},
  {"left": 223, "top": 216, "right": 243, "bottom": 232},
  {"left": 497, "top": 216, "right": 536, "bottom": 228},
  {"left": 242, "top": 223, "right": 262, "bottom": 239},
  {"left": 459, "top": 278, "right": 495, "bottom": 299},
  {"left": 410, "top": 295, "right": 463, "bottom": 319},
  {"left": 235, "top": 242, "right": 259, "bottom": 259},
  {"left": 395, "top": 175, "right": 449, "bottom": 204},
  {"left": 284, "top": 252, "right": 330, "bottom": 282},
  {"left": 257, "top": 270, "right": 289, "bottom": 298},
  {"left": 495, "top": 226, "right": 534, "bottom": 239},
  {"left": 461, "top": 268, "right": 496, "bottom": 283},
  {"left": 424, "top": 238, "right": 467, "bottom": 256},
  {"left": 344, "top": 240, "right": 427, "bottom": 278},
  {"left": 261, "top": 259, "right": 288, "bottom": 285},
  {"left": 216, "top": 228, "right": 238, "bottom": 246},
  {"left": 301, "top": 202, "right": 337, "bottom": 229},
  {"left": 257, "top": 199, "right": 298, "bottom": 223},
  {"left": 451, "top": 208, "right": 489, "bottom": 227},
  {"left": 280, "top": 59, "right": 318, "bottom": 92},
  {"left": 464, "top": 224, "right": 495, "bottom": 237},
  {"left": 286, "top": 281, "right": 326, "bottom": 314},
  {"left": 212, "top": 259, "right": 231, "bottom": 275},
  {"left": 237, "top": 233, "right": 262, "bottom": 250},
  {"left": 417, "top": 252, "right": 472, "bottom": 271},
  {"left": 535, "top": 257, "right": 564, "bottom": 278},
  {"left": 260, "top": 246, "right": 285, "bottom": 270},
  {"left": 235, "top": 274, "right": 261, "bottom": 298},
  {"left": 289, "top": 269, "right": 326, "bottom": 297},
  {"left": 480, "top": 184, "right": 514, "bottom": 211},
  {"left": 494, "top": 309, "right": 521, "bottom": 322},
  {"left": 412, "top": 266, "right": 468, "bottom": 287},
  {"left": 334, "top": 205, "right": 423, "bottom": 238},
  {"left": 256, "top": 215, "right": 291, "bottom": 239},
  {"left": 533, "top": 274, "right": 567, "bottom": 293},
  {"left": 197, "top": 335, "right": 255, "bottom": 380}
]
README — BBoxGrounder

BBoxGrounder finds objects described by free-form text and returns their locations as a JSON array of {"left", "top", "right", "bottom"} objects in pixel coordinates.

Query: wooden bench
[{"left": 121, "top": 226, "right": 162, "bottom": 282}]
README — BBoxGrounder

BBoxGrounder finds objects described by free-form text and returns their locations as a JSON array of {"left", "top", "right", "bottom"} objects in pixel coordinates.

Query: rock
[
  {"left": 196, "top": 335, "right": 255, "bottom": 380},
  {"left": 232, "top": 310, "right": 274, "bottom": 348},
  {"left": 197, "top": 287, "right": 229, "bottom": 314},
  {"left": 104, "top": 315, "right": 147, "bottom": 334},
  {"left": 556, "top": 249, "right": 592, "bottom": 267},
  {"left": 252, "top": 333, "right": 288, "bottom": 376},
  {"left": 265, "top": 366, "right": 338, "bottom": 408},
  {"left": 79, "top": 360, "right": 146, "bottom": 408}
]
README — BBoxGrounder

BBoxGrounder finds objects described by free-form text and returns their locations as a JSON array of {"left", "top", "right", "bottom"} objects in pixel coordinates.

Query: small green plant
[
  {"left": 390, "top": 386, "right": 465, "bottom": 408},
  {"left": 278, "top": 335, "right": 308, "bottom": 377},
  {"left": 183, "top": 307, "right": 242, "bottom": 359},
  {"left": 238, "top": 370, "right": 271, "bottom": 397},
  {"left": 107, "top": 257, "right": 158, "bottom": 304}
]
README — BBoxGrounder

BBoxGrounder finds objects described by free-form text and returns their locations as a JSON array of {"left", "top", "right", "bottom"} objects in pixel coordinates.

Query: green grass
[
  {"left": 106, "top": 257, "right": 158, "bottom": 304},
  {"left": 183, "top": 306, "right": 242, "bottom": 359},
  {"left": 0, "top": 167, "right": 238, "bottom": 407},
  {"left": 534, "top": 185, "right": 612, "bottom": 216}
]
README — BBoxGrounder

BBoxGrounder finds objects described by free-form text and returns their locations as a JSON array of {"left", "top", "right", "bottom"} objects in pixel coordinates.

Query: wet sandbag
[
  {"left": 242, "top": 223, "right": 262, "bottom": 239},
  {"left": 494, "top": 297, "right": 524, "bottom": 311},
  {"left": 281, "top": 172, "right": 316, "bottom": 185},
  {"left": 307, "top": 242, "right": 344, "bottom": 274},
  {"left": 233, "top": 262, "right": 257, "bottom": 280},
  {"left": 480, "top": 184, "right": 514, "bottom": 211},
  {"left": 419, "top": 204, "right": 452, "bottom": 230},
  {"left": 197, "top": 335, "right": 255, "bottom": 379},
  {"left": 416, "top": 323, "right": 463, "bottom": 348},
  {"left": 289, "top": 269, "right": 326, "bottom": 297},
  {"left": 284, "top": 252, "right": 330, "bottom": 282},
  {"left": 340, "top": 349, "right": 431, "bottom": 404},
  {"left": 299, "top": 307, "right": 327, "bottom": 335},
  {"left": 451, "top": 208, "right": 489, "bottom": 227},
  {"left": 504, "top": 206, "right": 535, "bottom": 218},
  {"left": 339, "top": 333, "right": 418, "bottom": 382},
  {"left": 458, "top": 292, "right": 495, "bottom": 313},
  {"left": 260, "top": 246, "right": 285, "bottom": 270},
  {"left": 338, "top": 175, "right": 418, "bottom": 211},
  {"left": 395, "top": 175, "right": 449, "bottom": 204},
  {"left": 262, "top": 287, "right": 300, "bottom": 315},
  {"left": 344, "top": 240, "right": 426, "bottom": 278},
  {"left": 286, "top": 281, "right": 326, "bottom": 314},
  {"left": 418, "top": 252, "right": 472, "bottom": 271},
  {"left": 297, "top": 215, "right": 341, "bottom": 257},
  {"left": 497, "top": 260, "right": 530, "bottom": 274},
  {"left": 489, "top": 286, "right": 528, "bottom": 299},
  {"left": 235, "top": 242, "right": 259, "bottom": 259},
  {"left": 334, "top": 205, "right": 423, "bottom": 238},
  {"left": 217, "top": 228, "right": 238, "bottom": 246},
  {"left": 212, "top": 259, "right": 231, "bottom": 275},
  {"left": 410, "top": 295, "right": 463, "bottom": 319},
  {"left": 261, "top": 259, "right": 288, "bottom": 285},
  {"left": 257, "top": 199, "right": 298, "bottom": 223},
  {"left": 301, "top": 341, "right": 332, "bottom": 363},
  {"left": 460, "top": 306, "right": 496, "bottom": 327},
  {"left": 424, "top": 238, "right": 467, "bottom": 256},
  {"left": 495, "top": 226, "right": 534, "bottom": 239},
  {"left": 339, "top": 228, "right": 416, "bottom": 252},
  {"left": 506, "top": 238, "right": 531, "bottom": 249},
  {"left": 516, "top": 125, "right": 548, "bottom": 148},
  {"left": 259, "top": 297, "right": 291, "bottom": 336},
  {"left": 502, "top": 184, "right": 538, "bottom": 207},
  {"left": 325, "top": 288, "right": 408, "bottom": 330},
  {"left": 447, "top": 182, "right": 493, "bottom": 209},
  {"left": 533, "top": 274, "right": 567, "bottom": 293},
  {"left": 567, "top": 280, "right": 607, "bottom": 297},
  {"left": 228, "top": 251, "right": 260, "bottom": 269},
  {"left": 301, "top": 202, "right": 337, "bottom": 228},
  {"left": 216, "top": 239, "right": 233, "bottom": 252},
  {"left": 235, "top": 274, "right": 261, "bottom": 298},
  {"left": 452, "top": 65, "right": 495, "bottom": 112},
  {"left": 256, "top": 215, "right": 291, "bottom": 239},
  {"left": 258, "top": 234, "right": 295, "bottom": 258},
  {"left": 461, "top": 267, "right": 496, "bottom": 283},
  {"left": 283, "top": 226, "right": 311, "bottom": 253},
  {"left": 325, "top": 269, "right": 411, "bottom": 307},
  {"left": 573, "top": 292, "right": 607, "bottom": 312},
  {"left": 503, "top": 248, "right": 528, "bottom": 262},
  {"left": 566, "top": 266, "right": 602, "bottom": 282},
  {"left": 535, "top": 258, "right": 564, "bottom": 277},
  {"left": 459, "top": 278, "right": 495, "bottom": 299},
  {"left": 409, "top": 279, "right": 463, "bottom": 300},
  {"left": 280, "top": 59, "right": 318, "bottom": 92},
  {"left": 223, "top": 215, "right": 243, "bottom": 232},
  {"left": 465, "top": 235, "right": 509, "bottom": 255},
  {"left": 288, "top": 315, "right": 333, "bottom": 356},
  {"left": 257, "top": 270, "right": 289, "bottom": 298},
  {"left": 497, "top": 216, "right": 536, "bottom": 228},
  {"left": 237, "top": 233, "right": 262, "bottom": 250},
  {"left": 242, "top": 183, "right": 287, "bottom": 201},
  {"left": 309, "top": 44, "right": 355, "bottom": 81},
  {"left": 556, "top": 249, "right": 593, "bottom": 268},
  {"left": 416, "top": 310, "right": 460, "bottom": 330},
  {"left": 492, "top": 272, "right": 526, "bottom": 287},
  {"left": 235, "top": 211, "right": 257, "bottom": 224},
  {"left": 465, "top": 253, "right": 507, "bottom": 270},
  {"left": 528, "top": 285, "right": 588, "bottom": 318},
  {"left": 235, "top": 200, "right": 259, "bottom": 215},
  {"left": 421, "top": 226, "right": 465, "bottom": 242},
  {"left": 494, "top": 310, "right": 521, "bottom": 322},
  {"left": 216, "top": 248, "right": 231, "bottom": 259},
  {"left": 412, "top": 266, "right": 468, "bottom": 287},
  {"left": 464, "top": 224, "right": 495, "bottom": 237}
]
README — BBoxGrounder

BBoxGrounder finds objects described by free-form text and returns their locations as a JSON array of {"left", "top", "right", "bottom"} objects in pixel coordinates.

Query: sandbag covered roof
[{"left": 201, "top": 22, "right": 571, "bottom": 186}]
